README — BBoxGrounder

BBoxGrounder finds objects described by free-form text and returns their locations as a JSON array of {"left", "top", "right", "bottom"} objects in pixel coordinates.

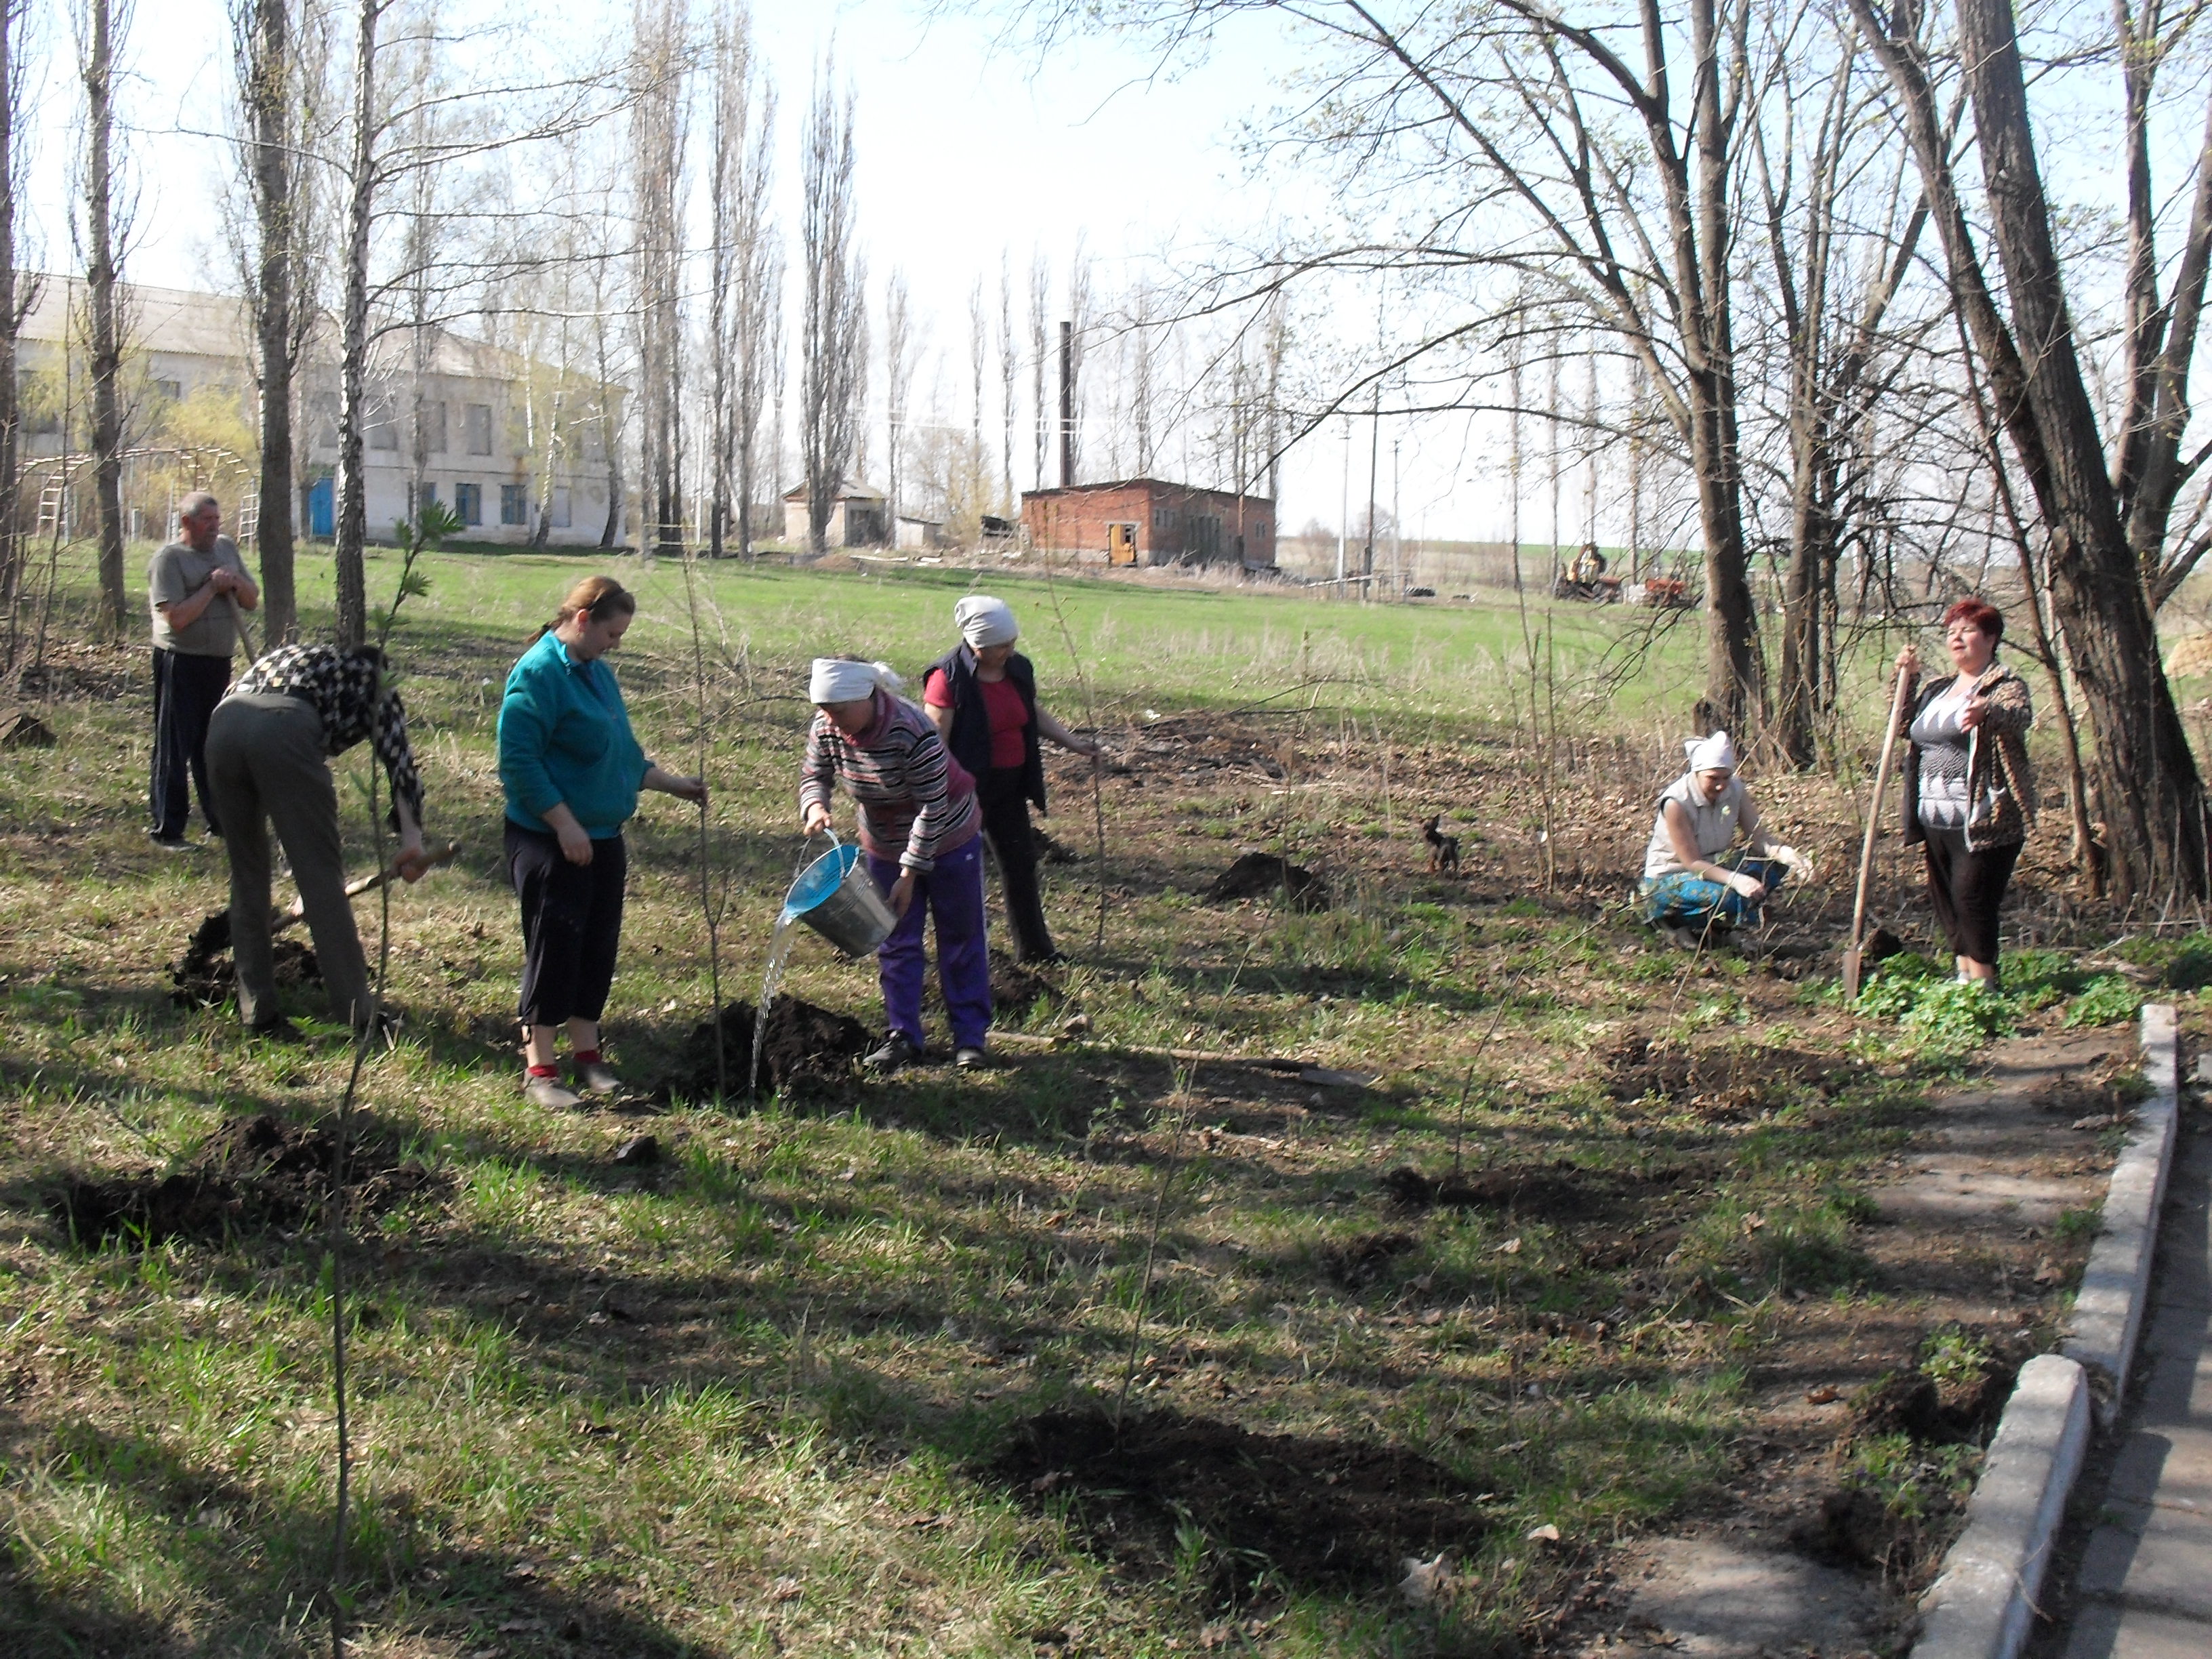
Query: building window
[
  {"left": 314, "top": 394, "right": 340, "bottom": 449},
  {"left": 551, "top": 487, "right": 571, "bottom": 529},
  {"left": 369, "top": 392, "right": 398, "bottom": 451},
  {"left": 406, "top": 480, "right": 440, "bottom": 518},
  {"left": 454, "top": 482, "right": 482, "bottom": 525},
  {"left": 155, "top": 378, "right": 182, "bottom": 403},
  {"left": 465, "top": 403, "right": 493, "bottom": 455},
  {"left": 417, "top": 401, "right": 447, "bottom": 454},
  {"left": 500, "top": 483, "right": 528, "bottom": 525}
]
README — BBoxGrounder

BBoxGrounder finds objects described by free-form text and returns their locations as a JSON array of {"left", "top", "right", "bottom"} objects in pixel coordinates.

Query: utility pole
[
  {"left": 1363, "top": 382, "right": 1380, "bottom": 603},
  {"left": 1391, "top": 436, "right": 1401, "bottom": 600}
]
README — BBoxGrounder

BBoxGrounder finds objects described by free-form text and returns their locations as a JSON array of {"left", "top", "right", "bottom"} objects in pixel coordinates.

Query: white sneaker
[{"left": 524, "top": 1073, "right": 583, "bottom": 1110}]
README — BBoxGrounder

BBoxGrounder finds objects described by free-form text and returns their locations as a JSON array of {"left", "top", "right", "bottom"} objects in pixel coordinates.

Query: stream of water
[{"left": 748, "top": 914, "right": 800, "bottom": 1097}]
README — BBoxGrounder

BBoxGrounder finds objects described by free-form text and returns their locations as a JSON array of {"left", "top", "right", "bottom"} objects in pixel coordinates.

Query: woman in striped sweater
[{"left": 799, "top": 657, "right": 992, "bottom": 1072}]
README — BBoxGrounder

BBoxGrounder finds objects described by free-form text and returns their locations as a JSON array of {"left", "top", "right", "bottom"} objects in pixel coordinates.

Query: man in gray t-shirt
[{"left": 148, "top": 492, "right": 260, "bottom": 848}]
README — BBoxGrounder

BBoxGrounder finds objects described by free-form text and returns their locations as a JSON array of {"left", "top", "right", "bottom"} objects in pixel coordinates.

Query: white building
[
  {"left": 782, "top": 478, "right": 888, "bottom": 548},
  {"left": 18, "top": 278, "right": 623, "bottom": 547}
]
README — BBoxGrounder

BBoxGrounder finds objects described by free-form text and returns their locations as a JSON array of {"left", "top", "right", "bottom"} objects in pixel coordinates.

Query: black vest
[{"left": 930, "top": 643, "right": 1046, "bottom": 812}]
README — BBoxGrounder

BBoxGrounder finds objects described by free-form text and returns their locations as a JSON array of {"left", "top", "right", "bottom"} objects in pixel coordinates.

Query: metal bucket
[{"left": 781, "top": 840, "right": 897, "bottom": 956}]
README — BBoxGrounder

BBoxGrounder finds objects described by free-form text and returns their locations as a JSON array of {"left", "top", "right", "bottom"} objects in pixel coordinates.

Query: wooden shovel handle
[
  {"left": 1846, "top": 674, "right": 1915, "bottom": 976},
  {"left": 283, "top": 839, "right": 463, "bottom": 922}
]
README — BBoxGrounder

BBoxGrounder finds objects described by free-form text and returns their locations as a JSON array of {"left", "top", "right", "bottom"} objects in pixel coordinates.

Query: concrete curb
[
  {"left": 1908, "top": 1003, "right": 2180, "bottom": 1659},
  {"left": 2061, "top": 1002, "right": 2180, "bottom": 1421}
]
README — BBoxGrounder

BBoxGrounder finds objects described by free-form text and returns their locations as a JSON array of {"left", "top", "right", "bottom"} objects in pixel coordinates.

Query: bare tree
[
  {"left": 1029, "top": 246, "right": 1048, "bottom": 490},
  {"left": 998, "top": 252, "right": 1017, "bottom": 510},
  {"left": 77, "top": 0, "right": 132, "bottom": 636},
  {"left": 704, "top": 0, "right": 751, "bottom": 558},
  {"left": 800, "top": 62, "right": 864, "bottom": 554},
  {"left": 1066, "top": 237, "right": 1091, "bottom": 480},
  {"left": 0, "top": 0, "right": 35, "bottom": 627},
  {"left": 884, "top": 266, "right": 912, "bottom": 533},
  {"left": 1852, "top": 0, "right": 2210, "bottom": 899},
  {"left": 232, "top": 0, "right": 325, "bottom": 643},
  {"left": 631, "top": 0, "right": 689, "bottom": 560}
]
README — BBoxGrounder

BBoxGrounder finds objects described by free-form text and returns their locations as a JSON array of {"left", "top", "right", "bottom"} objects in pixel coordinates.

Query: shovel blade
[{"left": 1842, "top": 946, "right": 1864, "bottom": 1002}]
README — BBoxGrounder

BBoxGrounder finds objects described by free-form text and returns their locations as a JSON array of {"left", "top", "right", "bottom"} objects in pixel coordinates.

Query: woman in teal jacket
[{"left": 499, "top": 575, "right": 705, "bottom": 1108}]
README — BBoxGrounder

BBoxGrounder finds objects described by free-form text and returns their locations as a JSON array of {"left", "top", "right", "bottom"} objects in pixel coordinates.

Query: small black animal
[{"left": 1422, "top": 815, "right": 1460, "bottom": 874}]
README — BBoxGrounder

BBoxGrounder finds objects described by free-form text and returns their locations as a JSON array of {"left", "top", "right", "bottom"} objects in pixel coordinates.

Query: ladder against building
[
  {"left": 236, "top": 483, "right": 259, "bottom": 548},
  {"left": 34, "top": 475, "right": 66, "bottom": 540}
]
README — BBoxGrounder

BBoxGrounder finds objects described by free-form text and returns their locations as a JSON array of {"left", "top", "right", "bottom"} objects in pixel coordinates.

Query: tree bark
[
  {"left": 83, "top": 0, "right": 127, "bottom": 637},
  {"left": 241, "top": 0, "right": 299, "bottom": 642},
  {"left": 333, "top": 0, "right": 380, "bottom": 648},
  {"left": 0, "top": 0, "right": 24, "bottom": 621}
]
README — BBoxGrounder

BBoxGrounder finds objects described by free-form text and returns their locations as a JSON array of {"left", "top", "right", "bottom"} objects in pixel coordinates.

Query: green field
[{"left": 0, "top": 540, "right": 2143, "bottom": 1656}]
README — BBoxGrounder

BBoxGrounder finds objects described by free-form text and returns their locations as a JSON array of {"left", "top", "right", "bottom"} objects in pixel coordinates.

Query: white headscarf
[
  {"left": 955, "top": 595, "right": 1019, "bottom": 649},
  {"left": 1684, "top": 729, "right": 1738, "bottom": 773},
  {"left": 809, "top": 657, "right": 903, "bottom": 705}
]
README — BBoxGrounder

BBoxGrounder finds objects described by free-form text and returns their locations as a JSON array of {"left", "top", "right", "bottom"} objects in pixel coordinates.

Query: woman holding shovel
[
  {"left": 205, "top": 642, "right": 432, "bottom": 1038},
  {"left": 923, "top": 595, "right": 1101, "bottom": 965},
  {"left": 499, "top": 576, "right": 706, "bottom": 1109},
  {"left": 1893, "top": 600, "right": 2035, "bottom": 988},
  {"left": 800, "top": 657, "right": 991, "bottom": 1073}
]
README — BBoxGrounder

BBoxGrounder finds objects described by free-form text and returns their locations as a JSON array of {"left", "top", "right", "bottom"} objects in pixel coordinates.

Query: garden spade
[
  {"left": 188, "top": 840, "right": 463, "bottom": 956},
  {"left": 1843, "top": 673, "right": 1914, "bottom": 1000}
]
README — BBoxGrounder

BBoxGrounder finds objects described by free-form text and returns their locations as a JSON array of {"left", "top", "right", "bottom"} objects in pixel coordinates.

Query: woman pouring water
[{"left": 800, "top": 657, "right": 991, "bottom": 1073}]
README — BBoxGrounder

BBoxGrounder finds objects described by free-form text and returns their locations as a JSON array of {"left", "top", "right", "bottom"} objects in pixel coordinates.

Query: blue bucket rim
[{"left": 781, "top": 842, "right": 862, "bottom": 922}]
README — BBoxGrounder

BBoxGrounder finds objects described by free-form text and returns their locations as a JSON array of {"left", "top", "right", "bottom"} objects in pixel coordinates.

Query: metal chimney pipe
[{"left": 1059, "top": 320, "right": 1075, "bottom": 488}]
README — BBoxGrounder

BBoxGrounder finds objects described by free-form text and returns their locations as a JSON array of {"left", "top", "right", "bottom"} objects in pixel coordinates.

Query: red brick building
[{"left": 1019, "top": 478, "right": 1276, "bottom": 569}]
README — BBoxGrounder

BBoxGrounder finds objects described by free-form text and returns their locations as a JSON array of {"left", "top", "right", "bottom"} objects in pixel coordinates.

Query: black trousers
[
  {"left": 150, "top": 649, "right": 231, "bottom": 838},
  {"left": 506, "top": 823, "right": 627, "bottom": 1027},
  {"left": 979, "top": 767, "right": 1054, "bottom": 962},
  {"left": 1921, "top": 827, "right": 2022, "bottom": 966}
]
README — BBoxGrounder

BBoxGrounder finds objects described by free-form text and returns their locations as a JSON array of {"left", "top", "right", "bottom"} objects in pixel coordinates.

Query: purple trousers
[{"left": 869, "top": 835, "right": 991, "bottom": 1051}]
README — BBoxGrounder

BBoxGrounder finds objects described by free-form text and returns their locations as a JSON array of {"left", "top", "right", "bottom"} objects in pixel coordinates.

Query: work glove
[
  {"left": 1769, "top": 844, "right": 1813, "bottom": 878},
  {"left": 1725, "top": 870, "right": 1766, "bottom": 900}
]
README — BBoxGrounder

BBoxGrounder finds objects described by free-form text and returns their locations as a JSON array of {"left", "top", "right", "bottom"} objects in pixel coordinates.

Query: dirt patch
[
  {"left": 171, "top": 913, "right": 321, "bottom": 1008},
  {"left": 1381, "top": 1159, "right": 1704, "bottom": 1224},
  {"left": 1848, "top": 1331, "right": 2024, "bottom": 1448},
  {"left": 661, "top": 996, "right": 874, "bottom": 1101},
  {"left": 47, "top": 1113, "right": 441, "bottom": 1248},
  {"left": 1316, "top": 1230, "right": 1416, "bottom": 1288},
  {"left": 1788, "top": 1486, "right": 1929, "bottom": 1577},
  {"left": 991, "top": 1407, "right": 1486, "bottom": 1599},
  {"left": 1204, "top": 852, "right": 1328, "bottom": 912},
  {"left": 1603, "top": 1036, "right": 1843, "bottom": 1118},
  {"left": 989, "top": 949, "right": 1058, "bottom": 1016}
]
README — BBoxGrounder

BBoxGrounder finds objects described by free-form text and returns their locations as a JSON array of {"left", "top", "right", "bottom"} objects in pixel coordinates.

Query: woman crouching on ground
[
  {"left": 924, "top": 595, "right": 1101, "bottom": 964},
  {"left": 799, "top": 657, "right": 991, "bottom": 1073},
  {"left": 1896, "top": 599, "right": 2035, "bottom": 988},
  {"left": 499, "top": 576, "right": 707, "bottom": 1108},
  {"left": 1639, "top": 730, "right": 1809, "bottom": 946}
]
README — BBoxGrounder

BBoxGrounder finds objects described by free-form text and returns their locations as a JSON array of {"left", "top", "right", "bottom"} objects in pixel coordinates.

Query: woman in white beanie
[
  {"left": 922, "top": 595, "right": 1101, "bottom": 964},
  {"left": 1639, "top": 730, "right": 1809, "bottom": 944},
  {"left": 799, "top": 656, "right": 991, "bottom": 1072}
]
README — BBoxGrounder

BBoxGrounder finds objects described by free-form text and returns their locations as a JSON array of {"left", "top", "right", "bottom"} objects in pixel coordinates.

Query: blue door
[{"left": 308, "top": 477, "right": 333, "bottom": 537}]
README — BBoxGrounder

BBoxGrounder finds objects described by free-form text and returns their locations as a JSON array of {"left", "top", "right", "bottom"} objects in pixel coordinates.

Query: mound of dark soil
[
  {"left": 1790, "top": 1486, "right": 1922, "bottom": 1576},
  {"left": 992, "top": 1408, "right": 1486, "bottom": 1598},
  {"left": 662, "top": 995, "right": 874, "bottom": 1101},
  {"left": 1850, "top": 1352, "right": 2019, "bottom": 1447},
  {"left": 48, "top": 1113, "right": 441, "bottom": 1248},
  {"left": 171, "top": 914, "right": 320, "bottom": 1008},
  {"left": 1316, "top": 1230, "right": 1417, "bottom": 1288},
  {"left": 1204, "top": 853, "right": 1328, "bottom": 912},
  {"left": 989, "top": 949, "right": 1057, "bottom": 1015},
  {"left": 1602, "top": 1036, "right": 1841, "bottom": 1117},
  {"left": 1382, "top": 1158, "right": 1700, "bottom": 1223}
]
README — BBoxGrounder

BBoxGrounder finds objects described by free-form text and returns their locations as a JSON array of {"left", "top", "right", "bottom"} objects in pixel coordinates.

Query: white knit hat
[
  {"left": 808, "top": 657, "right": 902, "bottom": 704},
  {"left": 1684, "top": 729, "right": 1738, "bottom": 772},
  {"left": 955, "top": 595, "right": 1019, "bottom": 648}
]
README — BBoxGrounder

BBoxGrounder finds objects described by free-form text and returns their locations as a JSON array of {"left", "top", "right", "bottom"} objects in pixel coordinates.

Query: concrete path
[{"left": 2055, "top": 1122, "right": 2212, "bottom": 1659}]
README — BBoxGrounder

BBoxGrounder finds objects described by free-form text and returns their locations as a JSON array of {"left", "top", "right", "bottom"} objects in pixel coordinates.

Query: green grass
[{"left": 0, "top": 538, "right": 2093, "bottom": 1654}]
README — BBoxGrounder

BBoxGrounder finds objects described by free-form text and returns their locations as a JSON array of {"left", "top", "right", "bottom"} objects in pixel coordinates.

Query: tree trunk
[
  {"left": 0, "top": 0, "right": 23, "bottom": 621},
  {"left": 243, "top": 0, "right": 298, "bottom": 643},
  {"left": 333, "top": 0, "right": 379, "bottom": 649},
  {"left": 1950, "top": 0, "right": 2205, "bottom": 900},
  {"left": 83, "top": 0, "right": 127, "bottom": 637}
]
